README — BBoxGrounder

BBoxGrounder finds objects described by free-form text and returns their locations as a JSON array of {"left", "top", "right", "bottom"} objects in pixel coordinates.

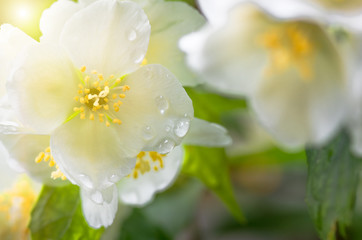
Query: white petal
[
  {"left": 7, "top": 44, "right": 80, "bottom": 133},
  {"left": 0, "top": 98, "right": 33, "bottom": 134},
  {"left": 60, "top": 0, "right": 150, "bottom": 77},
  {"left": 51, "top": 118, "right": 137, "bottom": 190},
  {"left": 180, "top": 5, "right": 268, "bottom": 95},
  {"left": 198, "top": 0, "right": 241, "bottom": 26},
  {"left": 40, "top": 0, "right": 81, "bottom": 43},
  {"left": 182, "top": 118, "right": 232, "bottom": 147},
  {"left": 118, "top": 64, "right": 194, "bottom": 153},
  {"left": 79, "top": 0, "right": 97, "bottom": 7},
  {"left": 0, "top": 134, "right": 65, "bottom": 186},
  {"left": 118, "top": 146, "right": 183, "bottom": 205},
  {"left": 0, "top": 24, "right": 36, "bottom": 98},
  {"left": 142, "top": 1, "right": 205, "bottom": 86},
  {"left": 81, "top": 184, "right": 118, "bottom": 228}
]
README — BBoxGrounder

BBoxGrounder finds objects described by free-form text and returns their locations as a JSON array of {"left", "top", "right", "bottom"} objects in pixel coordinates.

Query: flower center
[
  {"left": 259, "top": 24, "right": 314, "bottom": 82},
  {"left": 72, "top": 66, "right": 130, "bottom": 127},
  {"left": 130, "top": 151, "right": 166, "bottom": 179},
  {"left": 35, "top": 146, "right": 67, "bottom": 181}
]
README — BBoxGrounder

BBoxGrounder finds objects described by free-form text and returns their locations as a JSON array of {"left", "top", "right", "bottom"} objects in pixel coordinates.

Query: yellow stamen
[{"left": 81, "top": 66, "right": 86, "bottom": 72}]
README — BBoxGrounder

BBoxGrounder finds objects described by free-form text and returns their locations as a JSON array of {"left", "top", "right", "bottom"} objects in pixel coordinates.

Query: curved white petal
[
  {"left": 0, "top": 98, "right": 33, "bottom": 134},
  {"left": 180, "top": 5, "right": 268, "bottom": 95},
  {"left": 79, "top": 0, "right": 97, "bottom": 7},
  {"left": 7, "top": 44, "right": 80, "bottom": 133},
  {"left": 0, "top": 134, "right": 65, "bottom": 186},
  {"left": 141, "top": 0, "right": 205, "bottom": 86},
  {"left": 182, "top": 118, "right": 232, "bottom": 147},
  {"left": 81, "top": 184, "right": 118, "bottom": 228},
  {"left": 51, "top": 118, "right": 137, "bottom": 191},
  {"left": 60, "top": 0, "right": 150, "bottom": 77},
  {"left": 40, "top": 0, "right": 81, "bottom": 43},
  {"left": 0, "top": 144, "right": 20, "bottom": 191},
  {"left": 118, "top": 64, "right": 194, "bottom": 153},
  {"left": 0, "top": 24, "right": 36, "bottom": 98},
  {"left": 118, "top": 146, "right": 183, "bottom": 205},
  {"left": 250, "top": 23, "right": 345, "bottom": 148}
]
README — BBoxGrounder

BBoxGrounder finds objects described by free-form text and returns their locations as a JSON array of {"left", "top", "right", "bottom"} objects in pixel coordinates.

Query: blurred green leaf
[
  {"left": 119, "top": 208, "right": 171, "bottom": 240},
  {"left": 306, "top": 131, "right": 362, "bottom": 240},
  {"left": 30, "top": 185, "right": 104, "bottom": 240},
  {"left": 183, "top": 146, "right": 245, "bottom": 223},
  {"left": 185, "top": 87, "right": 247, "bottom": 124}
]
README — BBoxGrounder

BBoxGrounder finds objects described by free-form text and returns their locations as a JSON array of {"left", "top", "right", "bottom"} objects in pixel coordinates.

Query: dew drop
[
  {"left": 91, "top": 191, "right": 103, "bottom": 204},
  {"left": 174, "top": 118, "right": 191, "bottom": 137},
  {"left": 158, "top": 139, "right": 175, "bottom": 154},
  {"left": 142, "top": 125, "right": 155, "bottom": 141},
  {"left": 128, "top": 29, "right": 137, "bottom": 41},
  {"left": 135, "top": 54, "right": 145, "bottom": 64},
  {"left": 79, "top": 174, "right": 93, "bottom": 189},
  {"left": 155, "top": 96, "right": 169, "bottom": 115},
  {"left": 109, "top": 174, "right": 122, "bottom": 183}
]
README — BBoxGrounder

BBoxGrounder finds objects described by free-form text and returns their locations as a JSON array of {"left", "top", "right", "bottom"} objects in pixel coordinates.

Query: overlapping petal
[
  {"left": 39, "top": 0, "right": 81, "bottom": 43},
  {"left": 60, "top": 0, "right": 150, "bottom": 77},
  {"left": 139, "top": 0, "right": 205, "bottom": 86},
  {"left": 118, "top": 146, "right": 183, "bottom": 205},
  {"left": 0, "top": 24, "right": 36, "bottom": 98},
  {"left": 0, "top": 134, "right": 64, "bottom": 186},
  {"left": 81, "top": 185, "right": 118, "bottom": 228},
  {"left": 51, "top": 118, "right": 137, "bottom": 190},
  {"left": 118, "top": 64, "right": 193, "bottom": 153},
  {"left": 7, "top": 44, "right": 79, "bottom": 133}
]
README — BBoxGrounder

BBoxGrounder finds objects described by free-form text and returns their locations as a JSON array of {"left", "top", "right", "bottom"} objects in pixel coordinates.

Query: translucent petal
[
  {"left": 141, "top": 0, "right": 205, "bottom": 86},
  {"left": 118, "top": 146, "right": 183, "bottom": 205},
  {"left": 40, "top": 0, "right": 81, "bottom": 43},
  {"left": 60, "top": 0, "right": 150, "bottom": 77},
  {"left": 182, "top": 118, "right": 232, "bottom": 147},
  {"left": 51, "top": 118, "right": 137, "bottom": 190},
  {"left": 0, "top": 24, "right": 36, "bottom": 98},
  {"left": 7, "top": 44, "right": 80, "bottom": 133},
  {"left": 81, "top": 184, "right": 118, "bottom": 228},
  {"left": 116, "top": 64, "right": 194, "bottom": 153},
  {"left": 0, "top": 134, "right": 65, "bottom": 186}
]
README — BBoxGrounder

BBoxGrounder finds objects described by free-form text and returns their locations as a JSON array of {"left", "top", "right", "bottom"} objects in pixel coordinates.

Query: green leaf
[
  {"left": 119, "top": 208, "right": 171, "bottom": 240},
  {"left": 30, "top": 184, "right": 104, "bottom": 240},
  {"left": 306, "top": 131, "right": 362, "bottom": 240},
  {"left": 182, "top": 146, "right": 245, "bottom": 223},
  {"left": 185, "top": 87, "right": 247, "bottom": 124}
]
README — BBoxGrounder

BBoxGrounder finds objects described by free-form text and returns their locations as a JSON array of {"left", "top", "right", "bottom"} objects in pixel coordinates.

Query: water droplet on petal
[
  {"left": 165, "top": 125, "right": 172, "bottom": 132},
  {"left": 174, "top": 118, "right": 191, "bottom": 137},
  {"left": 79, "top": 174, "right": 93, "bottom": 189},
  {"left": 142, "top": 125, "right": 155, "bottom": 141},
  {"left": 91, "top": 191, "right": 103, "bottom": 204},
  {"left": 109, "top": 174, "right": 122, "bottom": 183},
  {"left": 135, "top": 54, "right": 145, "bottom": 64},
  {"left": 128, "top": 29, "right": 137, "bottom": 41},
  {"left": 158, "top": 139, "right": 175, "bottom": 154},
  {"left": 155, "top": 96, "right": 169, "bottom": 115}
]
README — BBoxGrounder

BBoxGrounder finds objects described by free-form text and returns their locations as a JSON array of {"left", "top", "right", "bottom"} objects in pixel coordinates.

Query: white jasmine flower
[
  {"left": 117, "top": 118, "right": 232, "bottom": 206},
  {"left": 40, "top": 0, "right": 206, "bottom": 86},
  {"left": 1, "top": 0, "right": 193, "bottom": 228},
  {"left": 181, "top": 1, "right": 346, "bottom": 148}
]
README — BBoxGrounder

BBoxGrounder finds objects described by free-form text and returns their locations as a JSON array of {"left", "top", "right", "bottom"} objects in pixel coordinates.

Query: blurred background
[{"left": 2, "top": 0, "right": 362, "bottom": 239}]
